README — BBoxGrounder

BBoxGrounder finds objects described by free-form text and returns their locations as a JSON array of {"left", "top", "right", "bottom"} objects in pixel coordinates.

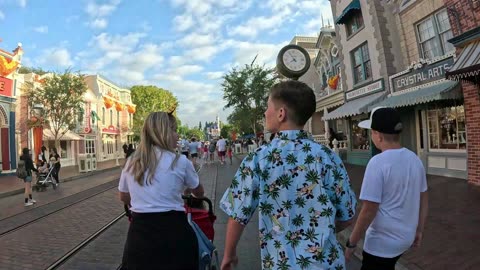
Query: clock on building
[{"left": 276, "top": 44, "right": 311, "bottom": 80}]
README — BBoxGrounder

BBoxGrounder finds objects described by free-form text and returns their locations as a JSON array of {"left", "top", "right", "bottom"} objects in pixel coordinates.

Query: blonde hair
[{"left": 127, "top": 112, "right": 179, "bottom": 186}]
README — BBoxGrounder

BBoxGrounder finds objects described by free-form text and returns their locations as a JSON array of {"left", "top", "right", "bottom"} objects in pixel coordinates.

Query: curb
[
  {"left": 0, "top": 166, "right": 122, "bottom": 199},
  {"left": 337, "top": 229, "right": 410, "bottom": 270}
]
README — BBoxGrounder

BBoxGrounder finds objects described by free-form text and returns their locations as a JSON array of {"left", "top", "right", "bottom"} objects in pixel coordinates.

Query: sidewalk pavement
[
  {"left": 0, "top": 159, "right": 123, "bottom": 199},
  {"left": 341, "top": 164, "right": 480, "bottom": 270}
]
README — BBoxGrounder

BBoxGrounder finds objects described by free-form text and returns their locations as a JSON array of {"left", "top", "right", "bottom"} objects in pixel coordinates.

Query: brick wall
[
  {"left": 444, "top": 0, "right": 480, "bottom": 35},
  {"left": 462, "top": 81, "right": 480, "bottom": 184},
  {"left": 443, "top": 0, "right": 480, "bottom": 184}
]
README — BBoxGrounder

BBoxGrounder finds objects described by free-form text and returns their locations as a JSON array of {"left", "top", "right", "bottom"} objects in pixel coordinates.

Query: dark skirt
[{"left": 121, "top": 211, "right": 198, "bottom": 270}]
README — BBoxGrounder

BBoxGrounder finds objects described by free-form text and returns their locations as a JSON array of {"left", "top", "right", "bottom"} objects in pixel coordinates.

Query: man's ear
[{"left": 278, "top": 107, "right": 287, "bottom": 122}]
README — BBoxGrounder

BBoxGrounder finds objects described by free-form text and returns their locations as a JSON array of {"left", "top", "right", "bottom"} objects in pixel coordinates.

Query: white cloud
[
  {"left": 178, "top": 32, "right": 215, "bottom": 47},
  {"left": 89, "top": 18, "right": 108, "bottom": 29},
  {"left": 37, "top": 48, "right": 74, "bottom": 68},
  {"left": 229, "top": 9, "right": 291, "bottom": 38},
  {"left": 17, "top": 0, "right": 27, "bottom": 8},
  {"left": 206, "top": 71, "right": 224, "bottom": 80},
  {"left": 171, "top": 65, "right": 204, "bottom": 76},
  {"left": 90, "top": 32, "right": 147, "bottom": 54},
  {"left": 185, "top": 46, "right": 221, "bottom": 62},
  {"left": 0, "top": 11, "right": 5, "bottom": 20},
  {"left": 85, "top": 0, "right": 121, "bottom": 17},
  {"left": 33, "top": 26, "right": 48, "bottom": 33},
  {"left": 173, "top": 14, "right": 195, "bottom": 32},
  {"left": 230, "top": 41, "right": 286, "bottom": 67}
]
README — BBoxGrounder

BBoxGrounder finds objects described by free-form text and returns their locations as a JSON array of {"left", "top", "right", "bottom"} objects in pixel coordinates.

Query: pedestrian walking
[
  {"left": 220, "top": 80, "right": 357, "bottom": 270},
  {"left": 180, "top": 137, "right": 190, "bottom": 158},
  {"left": 208, "top": 140, "right": 216, "bottom": 163},
  {"left": 216, "top": 136, "right": 227, "bottom": 164},
  {"left": 126, "top": 144, "right": 135, "bottom": 159},
  {"left": 203, "top": 142, "right": 209, "bottom": 163},
  {"left": 18, "top": 148, "right": 38, "bottom": 206},
  {"left": 119, "top": 111, "right": 205, "bottom": 270},
  {"left": 49, "top": 148, "right": 61, "bottom": 186},
  {"left": 188, "top": 137, "right": 201, "bottom": 166},
  {"left": 344, "top": 107, "right": 429, "bottom": 270},
  {"left": 227, "top": 143, "right": 233, "bottom": 165}
]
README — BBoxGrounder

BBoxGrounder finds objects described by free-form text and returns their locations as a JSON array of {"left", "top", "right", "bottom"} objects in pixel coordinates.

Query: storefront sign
[
  {"left": 102, "top": 125, "right": 120, "bottom": 134},
  {"left": 0, "top": 76, "right": 13, "bottom": 97},
  {"left": 346, "top": 79, "right": 384, "bottom": 101},
  {"left": 391, "top": 57, "right": 454, "bottom": 93}
]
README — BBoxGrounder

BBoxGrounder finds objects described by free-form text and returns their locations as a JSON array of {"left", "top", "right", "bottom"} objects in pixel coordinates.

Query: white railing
[{"left": 312, "top": 134, "right": 329, "bottom": 146}]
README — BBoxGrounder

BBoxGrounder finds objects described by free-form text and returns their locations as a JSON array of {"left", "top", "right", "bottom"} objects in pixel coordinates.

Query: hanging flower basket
[
  {"left": 103, "top": 96, "right": 114, "bottom": 109},
  {"left": 127, "top": 104, "right": 136, "bottom": 114},
  {"left": 27, "top": 116, "right": 47, "bottom": 128},
  {"left": 115, "top": 102, "right": 125, "bottom": 112},
  {"left": 328, "top": 75, "right": 339, "bottom": 90}
]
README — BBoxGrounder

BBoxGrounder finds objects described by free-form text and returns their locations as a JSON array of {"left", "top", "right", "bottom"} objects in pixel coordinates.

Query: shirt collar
[{"left": 275, "top": 130, "right": 312, "bottom": 141}]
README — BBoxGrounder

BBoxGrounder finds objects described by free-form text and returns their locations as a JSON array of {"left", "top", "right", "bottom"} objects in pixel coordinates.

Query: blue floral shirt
[{"left": 220, "top": 130, "right": 357, "bottom": 270}]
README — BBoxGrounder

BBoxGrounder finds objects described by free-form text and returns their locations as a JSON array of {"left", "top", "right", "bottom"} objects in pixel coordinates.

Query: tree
[
  {"left": 18, "top": 66, "right": 48, "bottom": 75},
  {"left": 222, "top": 58, "right": 278, "bottom": 136},
  {"left": 220, "top": 123, "right": 234, "bottom": 140},
  {"left": 25, "top": 70, "right": 88, "bottom": 149},
  {"left": 130, "top": 85, "right": 179, "bottom": 140},
  {"left": 198, "top": 121, "right": 202, "bottom": 130}
]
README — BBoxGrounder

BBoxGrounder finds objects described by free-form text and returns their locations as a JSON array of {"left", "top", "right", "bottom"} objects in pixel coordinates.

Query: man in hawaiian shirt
[{"left": 220, "top": 80, "right": 358, "bottom": 270}]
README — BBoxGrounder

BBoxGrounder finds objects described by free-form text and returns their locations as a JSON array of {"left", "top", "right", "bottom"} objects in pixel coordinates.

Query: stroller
[
  {"left": 33, "top": 164, "right": 56, "bottom": 192},
  {"left": 123, "top": 195, "right": 219, "bottom": 270}
]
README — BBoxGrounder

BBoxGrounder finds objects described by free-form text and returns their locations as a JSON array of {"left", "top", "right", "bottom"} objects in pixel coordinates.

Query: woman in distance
[{"left": 119, "top": 111, "right": 204, "bottom": 270}]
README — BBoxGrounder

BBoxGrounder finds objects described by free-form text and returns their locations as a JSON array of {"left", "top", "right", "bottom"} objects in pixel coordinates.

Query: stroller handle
[{"left": 182, "top": 194, "right": 214, "bottom": 216}]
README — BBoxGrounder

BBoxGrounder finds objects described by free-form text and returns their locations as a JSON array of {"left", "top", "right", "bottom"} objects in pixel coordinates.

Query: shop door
[
  {"left": 399, "top": 109, "right": 417, "bottom": 153},
  {"left": 1, "top": 128, "right": 10, "bottom": 170}
]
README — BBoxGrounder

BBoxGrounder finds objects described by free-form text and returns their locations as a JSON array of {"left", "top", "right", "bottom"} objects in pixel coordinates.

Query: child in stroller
[{"left": 33, "top": 160, "right": 57, "bottom": 192}]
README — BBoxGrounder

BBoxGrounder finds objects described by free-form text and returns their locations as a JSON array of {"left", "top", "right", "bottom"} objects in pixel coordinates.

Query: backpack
[{"left": 16, "top": 159, "right": 28, "bottom": 179}]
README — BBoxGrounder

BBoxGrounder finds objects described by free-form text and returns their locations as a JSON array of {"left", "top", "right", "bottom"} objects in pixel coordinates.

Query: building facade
[
  {"left": 325, "top": 0, "right": 404, "bottom": 165},
  {"left": 443, "top": 0, "right": 480, "bottom": 184},
  {"left": 0, "top": 43, "right": 23, "bottom": 172},
  {"left": 82, "top": 75, "right": 135, "bottom": 163},
  {"left": 311, "top": 26, "right": 346, "bottom": 151},
  {"left": 375, "top": 0, "right": 467, "bottom": 179}
]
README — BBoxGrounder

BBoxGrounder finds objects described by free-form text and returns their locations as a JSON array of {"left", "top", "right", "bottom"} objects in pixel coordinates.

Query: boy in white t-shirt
[{"left": 345, "top": 107, "right": 429, "bottom": 270}]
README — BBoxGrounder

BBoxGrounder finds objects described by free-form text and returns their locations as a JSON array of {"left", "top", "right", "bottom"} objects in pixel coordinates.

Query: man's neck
[
  {"left": 277, "top": 122, "right": 304, "bottom": 132},
  {"left": 380, "top": 143, "right": 402, "bottom": 152}
]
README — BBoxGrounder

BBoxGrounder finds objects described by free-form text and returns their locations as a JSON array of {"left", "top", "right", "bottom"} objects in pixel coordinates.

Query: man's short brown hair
[{"left": 269, "top": 80, "right": 316, "bottom": 126}]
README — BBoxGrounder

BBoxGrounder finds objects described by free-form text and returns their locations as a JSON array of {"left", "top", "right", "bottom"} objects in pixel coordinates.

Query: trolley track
[
  {"left": 47, "top": 212, "right": 127, "bottom": 270},
  {"left": 0, "top": 179, "right": 119, "bottom": 238}
]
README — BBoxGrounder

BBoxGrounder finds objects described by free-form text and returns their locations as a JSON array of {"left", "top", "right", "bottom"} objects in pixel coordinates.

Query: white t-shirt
[
  {"left": 360, "top": 148, "right": 427, "bottom": 258},
  {"left": 216, "top": 139, "right": 226, "bottom": 151},
  {"left": 188, "top": 141, "right": 200, "bottom": 154},
  {"left": 180, "top": 139, "right": 189, "bottom": 152},
  {"left": 118, "top": 149, "right": 199, "bottom": 213}
]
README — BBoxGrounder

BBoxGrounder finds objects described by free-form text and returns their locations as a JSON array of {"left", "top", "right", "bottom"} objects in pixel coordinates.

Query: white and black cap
[{"left": 358, "top": 107, "right": 403, "bottom": 134}]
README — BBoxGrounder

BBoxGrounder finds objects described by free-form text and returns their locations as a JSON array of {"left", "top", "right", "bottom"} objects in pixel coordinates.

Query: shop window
[
  {"left": 427, "top": 105, "right": 466, "bottom": 150},
  {"left": 60, "top": 141, "right": 68, "bottom": 158},
  {"left": 351, "top": 43, "right": 372, "bottom": 84},
  {"left": 110, "top": 109, "right": 113, "bottom": 126},
  {"left": 85, "top": 139, "right": 95, "bottom": 154},
  {"left": 102, "top": 107, "right": 105, "bottom": 124},
  {"left": 350, "top": 117, "right": 370, "bottom": 150},
  {"left": 416, "top": 9, "right": 454, "bottom": 60},
  {"left": 345, "top": 11, "right": 364, "bottom": 37}
]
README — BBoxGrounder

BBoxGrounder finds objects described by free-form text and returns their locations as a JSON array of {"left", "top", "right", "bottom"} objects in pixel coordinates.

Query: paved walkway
[
  {"left": 0, "top": 159, "right": 123, "bottom": 199},
  {"left": 342, "top": 164, "right": 480, "bottom": 270}
]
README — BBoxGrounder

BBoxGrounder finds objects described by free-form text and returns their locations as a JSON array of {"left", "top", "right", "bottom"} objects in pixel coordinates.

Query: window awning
[
  {"left": 446, "top": 40, "right": 480, "bottom": 81},
  {"left": 371, "top": 81, "right": 461, "bottom": 109},
  {"left": 335, "top": 0, "right": 361, "bottom": 25},
  {"left": 43, "top": 129, "right": 84, "bottom": 141},
  {"left": 323, "top": 91, "right": 385, "bottom": 120}
]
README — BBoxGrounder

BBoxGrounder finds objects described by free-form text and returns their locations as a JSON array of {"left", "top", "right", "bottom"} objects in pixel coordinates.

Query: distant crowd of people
[{"left": 178, "top": 136, "right": 233, "bottom": 165}]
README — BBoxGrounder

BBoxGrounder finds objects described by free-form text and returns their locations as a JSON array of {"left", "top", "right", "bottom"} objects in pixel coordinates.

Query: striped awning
[
  {"left": 323, "top": 91, "right": 385, "bottom": 120},
  {"left": 446, "top": 40, "right": 480, "bottom": 81},
  {"left": 335, "top": 0, "right": 361, "bottom": 25},
  {"left": 371, "top": 80, "right": 461, "bottom": 109}
]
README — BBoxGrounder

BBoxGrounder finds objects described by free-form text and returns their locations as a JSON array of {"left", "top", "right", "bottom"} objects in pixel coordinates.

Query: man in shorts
[
  {"left": 216, "top": 136, "right": 227, "bottom": 165},
  {"left": 179, "top": 137, "right": 189, "bottom": 158},
  {"left": 188, "top": 137, "right": 201, "bottom": 166}
]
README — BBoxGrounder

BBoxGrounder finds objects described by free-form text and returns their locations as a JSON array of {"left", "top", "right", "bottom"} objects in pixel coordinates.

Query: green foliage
[
  {"left": 185, "top": 127, "right": 205, "bottom": 141},
  {"left": 220, "top": 123, "right": 234, "bottom": 139},
  {"left": 130, "top": 85, "right": 179, "bottom": 140},
  {"left": 222, "top": 58, "right": 279, "bottom": 135},
  {"left": 24, "top": 70, "right": 87, "bottom": 148},
  {"left": 18, "top": 66, "right": 48, "bottom": 75}
]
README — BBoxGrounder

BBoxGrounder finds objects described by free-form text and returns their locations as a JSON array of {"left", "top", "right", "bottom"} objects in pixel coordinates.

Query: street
[{"left": 0, "top": 156, "right": 362, "bottom": 269}]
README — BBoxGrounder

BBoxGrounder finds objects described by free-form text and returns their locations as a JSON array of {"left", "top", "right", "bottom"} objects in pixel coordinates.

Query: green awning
[
  {"left": 371, "top": 80, "right": 461, "bottom": 109},
  {"left": 323, "top": 92, "right": 386, "bottom": 120},
  {"left": 335, "top": 0, "right": 361, "bottom": 25}
]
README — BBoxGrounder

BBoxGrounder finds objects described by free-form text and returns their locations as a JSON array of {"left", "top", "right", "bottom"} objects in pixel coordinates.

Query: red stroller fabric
[{"left": 186, "top": 207, "right": 216, "bottom": 241}]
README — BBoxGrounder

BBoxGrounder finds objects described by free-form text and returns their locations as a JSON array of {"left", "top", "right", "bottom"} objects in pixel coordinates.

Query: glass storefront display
[
  {"left": 350, "top": 116, "right": 370, "bottom": 150},
  {"left": 427, "top": 105, "right": 466, "bottom": 150}
]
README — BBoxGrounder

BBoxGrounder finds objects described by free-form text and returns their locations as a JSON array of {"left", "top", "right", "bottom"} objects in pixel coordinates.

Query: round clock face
[{"left": 282, "top": 49, "right": 307, "bottom": 72}]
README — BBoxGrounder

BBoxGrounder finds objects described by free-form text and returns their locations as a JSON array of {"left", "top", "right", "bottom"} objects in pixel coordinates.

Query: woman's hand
[{"left": 221, "top": 254, "right": 238, "bottom": 270}]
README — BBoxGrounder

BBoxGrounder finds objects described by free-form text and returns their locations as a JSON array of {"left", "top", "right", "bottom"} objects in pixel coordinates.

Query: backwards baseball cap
[{"left": 358, "top": 107, "right": 403, "bottom": 134}]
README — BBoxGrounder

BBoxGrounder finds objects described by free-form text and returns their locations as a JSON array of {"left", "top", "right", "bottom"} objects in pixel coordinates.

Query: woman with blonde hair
[{"left": 119, "top": 111, "right": 204, "bottom": 270}]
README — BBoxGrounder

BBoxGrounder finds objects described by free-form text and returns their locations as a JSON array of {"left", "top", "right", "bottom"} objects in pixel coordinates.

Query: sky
[{"left": 0, "top": 0, "right": 333, "bottom": 127}]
